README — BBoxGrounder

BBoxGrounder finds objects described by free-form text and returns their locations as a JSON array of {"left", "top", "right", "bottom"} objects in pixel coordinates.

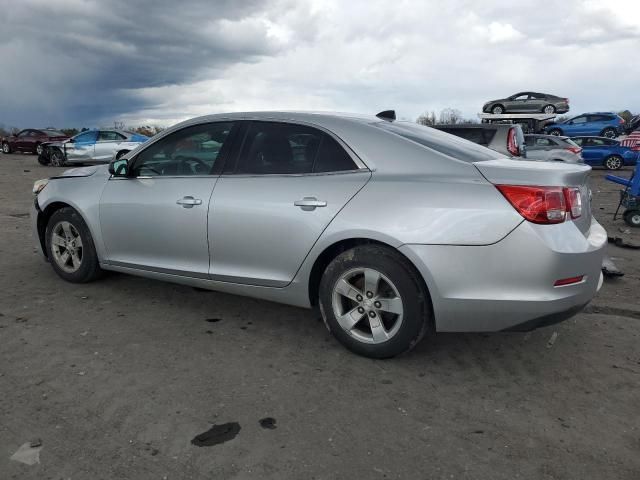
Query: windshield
[{"left": 375, "top": 121, "right": 503, "bottom": 163}]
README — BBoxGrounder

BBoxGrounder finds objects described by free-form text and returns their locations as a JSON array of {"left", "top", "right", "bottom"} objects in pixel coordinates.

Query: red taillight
[
  {"left": 566, "top": 147, "right": 582, "bottom": 155},
  {"left": 496, "top": 185, "right": 566, "bottom": 224},
  {"left": 496, "top": 185, "right": 582, "bottom": 224},
  {"left": 507, "top": 127, "right": 519, "bottom": 156},
  {"left": 564, "top": 187, "right": 582, "bottom": 218},
  {"left": 554, "top": 276, "right": 584, "bottom": 287}
]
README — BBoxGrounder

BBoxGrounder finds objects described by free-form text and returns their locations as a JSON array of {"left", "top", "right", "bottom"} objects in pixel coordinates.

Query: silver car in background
[
  {"left": 31, "top": 111, "right": 606, "bottom": 358},
  {"left": 40, "top": 129, "right": 149, "bottom": 167},
  {"left": 524, "top": 134, "right": 584, "bottom": 164}
]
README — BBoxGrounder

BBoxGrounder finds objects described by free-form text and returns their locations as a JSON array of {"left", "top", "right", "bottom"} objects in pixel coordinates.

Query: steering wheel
[{"left": 175, "top": 156, "right": 209, "bottom": 175}]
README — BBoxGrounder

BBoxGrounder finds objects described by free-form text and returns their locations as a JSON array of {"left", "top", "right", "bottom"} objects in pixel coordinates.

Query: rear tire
[
  {"left": 318, "top": 245, "right": 430, "bottom": 359},
  {"left": 115, "top": 150, "right": 129, "bottom": 160},
  {"left": 542, "top": 105, "right": 556, "bottom": 114},
  {"left": 601, "top": 128, "right": 617, "bottom": 139},
  {"left": 604, "top": 155, "right": 623, "bottom": 170},
  {"left": 46, "top": 207, "right": 102, "bottom": 283},
  {"left": 491, "top": 104, "right": 504, "bottom": 114},
  {"left": 35, "top": 143, "right": 43, "bottom": 155},
  {"left": 623, "top": 210, "right": 640, "bottom": 228},
  {"left": 548, "top": 128, "right": 563, "bottom": 136},
  {"left": 2, "top": 142, "right": 10, "bottom": 154}
]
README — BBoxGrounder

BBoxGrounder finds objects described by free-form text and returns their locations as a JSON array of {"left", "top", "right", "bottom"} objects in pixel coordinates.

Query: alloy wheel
[
  {"left": 544, "top": 105, "right": 555, "bottom": 114},
  {"left": 2, "top": 143, "right": 9, "bottom": 154},
  {"left": 605, "top": 156, "right": 622, "bottom": 170},
  {"left": 51, "top": 221, "right": 83, "bottom": 273},
  {"left": 51, "top": 150, "right": 65, "bottom": 167},
  {"left": 492, "top": 106, "right": 503, "bottom": 114},
  {"left": 331, "top": 267, "right": 404, "bottom": 344}
]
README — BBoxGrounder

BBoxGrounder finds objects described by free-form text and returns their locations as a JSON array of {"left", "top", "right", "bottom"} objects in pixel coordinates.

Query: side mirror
[{"left": 109, "top": 158, "right": 129, "bottom": 177}]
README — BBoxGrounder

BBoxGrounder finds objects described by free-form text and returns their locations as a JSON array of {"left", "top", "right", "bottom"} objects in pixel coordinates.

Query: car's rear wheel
[
  {"left": 623, "top": 209, "right": 640, "bottom": 228},
  {"left": 46, "top": 207, "right": 102, "bottom": 283},
  {"left": 601, "top": 128, "right": 617, "bottom": 139},
  {"left": 491, "top": 104, "right": 504, "bottom": 114},
  {"left": 543, "top": 105, "right": 556, "bottom": 114},
  {"left": 318, "top": 245, "right": 430, "bottom": 358},
  {"left": 50, "top": 148, "right": 66, "bottom": 167},
  {"left": 604, "top": 155, "right": 623, "bottom": 170},
  {"left": 2, "top": 142, "right": 10, "bottom": 154},
  {"left": 35, "top": 143, "right": 43, "bottom": 155},
  {"left": 115, "top": 150, "right": 129, "bottom": 160},
  {"left": 548, "top": 128, "right": 562, "bottom": 136}
]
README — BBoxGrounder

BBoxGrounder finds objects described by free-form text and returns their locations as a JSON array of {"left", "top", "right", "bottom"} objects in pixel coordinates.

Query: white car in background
[
  {"left": 39, "top": 129, "right": 150, "bottom": 167},
  {"left": 524, "top": 134, "right": 584, "bottom": 164}
]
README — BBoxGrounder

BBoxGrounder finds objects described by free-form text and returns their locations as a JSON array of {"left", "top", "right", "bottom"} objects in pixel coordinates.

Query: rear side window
[
  {"left": 99, "top": 131, "right": 126, "bottom": 141},
  {"left": 377, "top": 122, "right": 502, "bottom": 162},
  {"left": 235, "top": 122, "right": 356, "bottom": 175}
]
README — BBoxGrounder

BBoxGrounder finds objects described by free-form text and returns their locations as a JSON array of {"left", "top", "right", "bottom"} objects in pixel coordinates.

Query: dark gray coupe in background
[{"left": 483, "top": 92, "right": 570, "bottom": 114}]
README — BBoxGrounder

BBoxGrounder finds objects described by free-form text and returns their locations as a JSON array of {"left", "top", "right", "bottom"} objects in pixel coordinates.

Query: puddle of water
[{"left": 191, "top": 422, "right": 240, "bottom": 447}]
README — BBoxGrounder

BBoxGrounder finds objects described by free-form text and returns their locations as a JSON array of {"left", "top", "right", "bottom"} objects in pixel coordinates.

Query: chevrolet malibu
[{"left": 31, "top": 111, "right": 606, "bottom": 358}]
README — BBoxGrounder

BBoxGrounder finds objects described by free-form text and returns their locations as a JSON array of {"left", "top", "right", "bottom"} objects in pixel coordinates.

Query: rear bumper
[{"left": 400, "top": 217, "right": 607, "bottom": 332}]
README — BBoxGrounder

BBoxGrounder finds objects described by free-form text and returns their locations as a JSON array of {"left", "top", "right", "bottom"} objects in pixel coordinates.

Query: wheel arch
[
  {"left": 307, "top": 237, "right": 434, "bottom": 327},
  {"left": 37, "top": 201, "right": 94, "bottom": 259}
]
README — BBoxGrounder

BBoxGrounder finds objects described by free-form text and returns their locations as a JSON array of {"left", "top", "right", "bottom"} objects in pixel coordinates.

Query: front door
[
  {"left": 66, "top": 130, "right": 98, "bottom": 162},
  {"left": 209, "top": 120, "right": 370, "bottom": 287},
  {"left": 99, "top": 121, "right": 237, "bottom": 277}
]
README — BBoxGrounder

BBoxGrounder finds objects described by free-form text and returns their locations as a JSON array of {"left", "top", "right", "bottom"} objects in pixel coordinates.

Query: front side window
[
  {"left": 74, "top": 131, "right": 99, "bottom": 144},
  {"left": 535, "top": 138, "right": 553, "bottom": 147},
  {"left": 17, "top": 130, "right": 30, "bottom": 138},
  {"left": 99, "top": 131, "right": 126, "bottom": 141},
  {"left": 235, "top": 122, "right": 356, "bottom": 175},
  {"left": 131, "top": 122, "right": 233, "bottom": 177}
]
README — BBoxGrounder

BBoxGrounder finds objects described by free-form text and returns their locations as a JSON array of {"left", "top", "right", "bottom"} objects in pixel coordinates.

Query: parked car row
[{"left": 1, "top": 128, "right": 149, "bottom": 166}]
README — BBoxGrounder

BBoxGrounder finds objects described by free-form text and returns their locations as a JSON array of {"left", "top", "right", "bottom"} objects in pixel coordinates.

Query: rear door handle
[
  {"left": 294, "top": 197, "right": 327, "bottom": 210},
  {"left": 176, "top": 196, "right": 202, "bottom": 208}
]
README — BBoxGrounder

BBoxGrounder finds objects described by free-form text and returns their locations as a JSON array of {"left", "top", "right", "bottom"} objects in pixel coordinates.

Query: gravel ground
[{"left": 1, "top": 153, "right": 639, "bottom": 480}]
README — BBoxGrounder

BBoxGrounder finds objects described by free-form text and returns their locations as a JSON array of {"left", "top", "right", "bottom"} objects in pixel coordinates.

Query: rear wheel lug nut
[
  {"left": 374, "top": 301, "right": 381, "bottom": 308},
  {"left": 366, "top": 291, "right": 373, "bottom": 298},
  {"left": 356, "top": 295, "right": 363, "bottom": 302},
  {"left": 369, "top": 311, "right": 376, "bottom": 318},
  {"left": 358, "top": 307, "right": 365, "bottom": 314}
]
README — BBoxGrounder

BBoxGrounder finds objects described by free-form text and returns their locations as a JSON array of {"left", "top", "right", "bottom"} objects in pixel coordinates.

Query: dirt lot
[{"left": 1, "top": 153, "right": 639, "bottom": 480}]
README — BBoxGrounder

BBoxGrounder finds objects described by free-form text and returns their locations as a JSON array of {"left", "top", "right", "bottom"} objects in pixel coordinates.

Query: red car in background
[{"left": 2, "top": 129, "right": 69, "bottom": 155}]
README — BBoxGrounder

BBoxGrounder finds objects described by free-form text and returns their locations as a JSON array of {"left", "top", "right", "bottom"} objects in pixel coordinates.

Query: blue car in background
[
  {"left": 545, "top": 112, "right": 625, "bottom": 139},
  {"left": 570, "top": 136, "right": 639, "bottom": 170}
]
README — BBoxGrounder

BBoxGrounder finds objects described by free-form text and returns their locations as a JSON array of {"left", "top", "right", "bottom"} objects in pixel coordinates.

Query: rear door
[
  {"left": 94, "top": 130, "right": 127, "bottom": 162},
  {"left": 208, "top": 120, "right": 370, "bottom": 286},
  {"left": 510, "top": 93, "right": 530, "bottom": 112}
]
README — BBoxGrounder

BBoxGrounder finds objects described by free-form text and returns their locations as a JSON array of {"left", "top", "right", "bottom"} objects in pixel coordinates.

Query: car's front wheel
[
  {"left": 319, "top": 245, "right": 430, "bottom": 358},
  {"left": 2, "top": 142, "right": 10, "bottom": 154},
  {"left": 491, "top": 104, "right": 504, "bottom": 114},
  {"left": 604, "top": 155, "right": 623, "bottom": 170},
  {"left": 46, "top": 207, "right": 102, "bottom": 283}
]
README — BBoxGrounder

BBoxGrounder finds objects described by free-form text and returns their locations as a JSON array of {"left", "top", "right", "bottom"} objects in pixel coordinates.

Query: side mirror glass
[{"left": 109, "top": 158, "right": 129, "bottom": 177}]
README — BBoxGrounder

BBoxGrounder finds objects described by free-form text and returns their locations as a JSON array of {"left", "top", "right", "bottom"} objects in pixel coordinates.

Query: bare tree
[
  {"left": 439, "top": 108, "right": 463, "bottom": 125},
  {"left": 416, "top": 111, "right": 437, "bottom": 126}
]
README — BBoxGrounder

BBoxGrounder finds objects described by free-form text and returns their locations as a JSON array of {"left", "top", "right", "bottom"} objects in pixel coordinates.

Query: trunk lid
[{"left": 474, "top": 158, "right": 593, "bottom": 235}]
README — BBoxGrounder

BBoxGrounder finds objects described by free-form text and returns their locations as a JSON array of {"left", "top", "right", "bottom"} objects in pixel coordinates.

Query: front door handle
[
  {"left": 294, "top": 197, "right": 327, "bottom": 210},
  {"left": 176, "top": 196, "right": 202, "bottom": 208}
]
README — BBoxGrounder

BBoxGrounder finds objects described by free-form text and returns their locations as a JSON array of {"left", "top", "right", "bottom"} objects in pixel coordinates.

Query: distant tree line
[{"left": 416, "top": 108, "right": 478, "bottom": 126}]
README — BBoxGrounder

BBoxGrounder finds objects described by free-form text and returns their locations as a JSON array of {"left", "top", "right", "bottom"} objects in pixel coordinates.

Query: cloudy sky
[{"left": 1, "top": 0, "right": 639, "bottom": 128}]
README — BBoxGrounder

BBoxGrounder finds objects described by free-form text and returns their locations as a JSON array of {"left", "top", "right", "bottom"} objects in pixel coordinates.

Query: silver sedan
[{"left": 31, "top": 112, "right": 606, "bottom": 358}]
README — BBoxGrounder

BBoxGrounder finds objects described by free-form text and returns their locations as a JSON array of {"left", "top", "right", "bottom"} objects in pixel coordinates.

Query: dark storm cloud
[{"left": 0, "top": 0, "right": 278, "bottom": 127}]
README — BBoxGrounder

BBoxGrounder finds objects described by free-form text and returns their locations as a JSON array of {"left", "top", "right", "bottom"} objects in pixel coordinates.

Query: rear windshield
[{"left": 375, "top": 121, "right": 502, "bottom": 163}]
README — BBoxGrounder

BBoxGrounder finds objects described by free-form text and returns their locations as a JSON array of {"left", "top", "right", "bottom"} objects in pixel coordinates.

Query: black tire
[
  {"left": 318, "top": 245, "right": 430, "bottom": 359},
  {"left": 2, "top": 142, "right": 10, "bottom": 154},
  {"left": 601, "top": 127, "right": 617, "bottom": 139},
  {"left": 491, "top": 104, "right": 504, "bottom": 114},
  {"left": 548, "top": 128, "right": 563, "bottom": 136},
  {"left": 45, "top": 207, "right": 102, "bottom": 283},
  {"left": 542, "top": 104, "right": 556, "bottom": 114},
  {"left": 604, "top": 155, "right": 623, "bottom": 170},
  {"left": 623, "top": 210, "right": 640, "bottom": 228},
  {"left": 115, "top": 150, "right": 129, "bottom": 160},
  {"left": 50, "top": 148, "right": 66, "bottom": 167}
]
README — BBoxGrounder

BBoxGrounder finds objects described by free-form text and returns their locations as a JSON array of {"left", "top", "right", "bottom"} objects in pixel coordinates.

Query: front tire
[
  {"left": 491, "top": 104, "right": 504, "bottom": 114},
  {"left": 2, "top": 142, "right": 10, "bottom": 154},
  {"left": 35, "top": 143, "right": 43, "bottom": 155},
  {"left": 319, "top": 245, "right": 430, "bottom": 359},
  {"left": 604, "top": 155, "right": 623, "bottom": 170},
  {"left": 50, "top": 148, "right": 66, "bottom": 167},
  {"left": 46, "top": 207, "right": 102, "bottom": 283}
]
